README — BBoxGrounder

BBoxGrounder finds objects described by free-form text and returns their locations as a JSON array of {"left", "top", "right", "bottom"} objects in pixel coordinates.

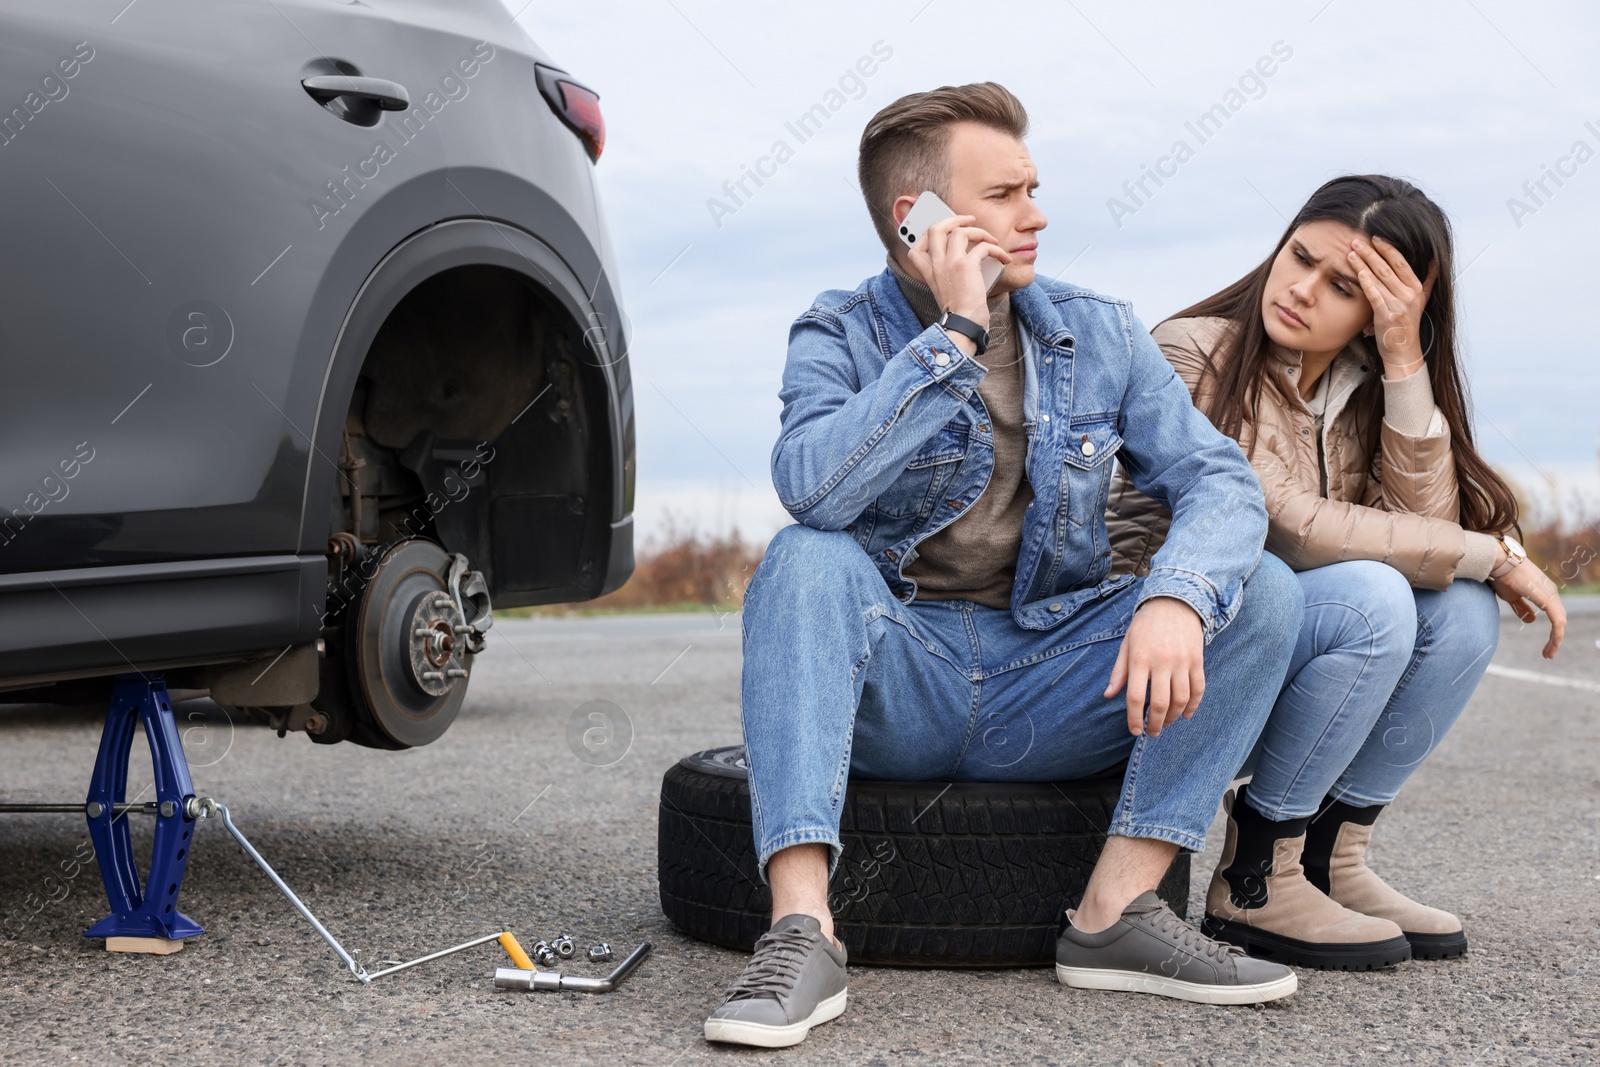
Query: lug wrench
[
  {"left": 199, "top": 798, "right": 535, "bottom": 984},
  {"left": 494, "top": 940, "right": 653, "bottom": 993}
]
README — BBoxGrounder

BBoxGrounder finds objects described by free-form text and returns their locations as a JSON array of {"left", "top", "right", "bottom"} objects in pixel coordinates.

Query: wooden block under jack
[{"left": 105, "top": 936, "right": 185, "bottom": 955}]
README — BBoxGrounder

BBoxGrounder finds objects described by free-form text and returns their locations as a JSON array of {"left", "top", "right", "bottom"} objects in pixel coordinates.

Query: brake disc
[{"left": 349, "top": 539, "right": 474, "bottom": 747}]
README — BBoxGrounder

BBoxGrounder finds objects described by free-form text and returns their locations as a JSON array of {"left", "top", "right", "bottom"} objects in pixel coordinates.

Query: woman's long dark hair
[{"left": 1172, "top": 174, "right": 1518, "bottom": 536}]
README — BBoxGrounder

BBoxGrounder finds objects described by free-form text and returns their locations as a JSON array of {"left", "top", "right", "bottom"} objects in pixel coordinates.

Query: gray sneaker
[
  {"left": 1057, "top": 891, "right": 1298, "bottom": 1005},
  {"left": 703, "top": 914, "right": 848, "bottom": 1048}
]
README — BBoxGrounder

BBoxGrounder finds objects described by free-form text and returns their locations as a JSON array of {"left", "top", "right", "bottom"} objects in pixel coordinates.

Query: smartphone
[{"left": 896, "top": 190, "right": 1005, "bottom": 291}]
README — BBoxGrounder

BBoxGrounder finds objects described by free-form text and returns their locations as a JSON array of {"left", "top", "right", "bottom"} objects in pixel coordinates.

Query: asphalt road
[{"left": 0, "top": 601, "right": 1596, "bottom": 1066}]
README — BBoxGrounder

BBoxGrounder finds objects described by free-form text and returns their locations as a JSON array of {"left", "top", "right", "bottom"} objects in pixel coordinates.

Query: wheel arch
[{"left": 301, "top": 209, "right": 634, "bottom": 609}]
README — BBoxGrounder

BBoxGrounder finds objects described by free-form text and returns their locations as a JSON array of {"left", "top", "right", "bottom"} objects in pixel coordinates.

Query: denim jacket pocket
[
  {"left": 1060, "top": 419, "right": 1123, "bottom": 527},
  {"left": 873, "top": 423, "right": 970, "bottom": 519}
]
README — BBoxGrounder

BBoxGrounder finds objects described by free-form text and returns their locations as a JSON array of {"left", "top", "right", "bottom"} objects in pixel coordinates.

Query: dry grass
[
  {"left": 496, "top": 487, "right": 1600, "bottom": 618},
  {"left": 508, "top": 513, "right": 768, "bottom": 617},
  {"left": 1513, "top": 475, "right": 1600, "bottom": 594},
  {"left": 1524, "top": 522, "right": 1600, "bottom": 594}
]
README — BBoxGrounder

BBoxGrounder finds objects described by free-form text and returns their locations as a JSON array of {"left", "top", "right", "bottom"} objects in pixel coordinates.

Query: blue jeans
[
  {"left": 739, "top": 524, "right": 1304, "bottom": 879},
  {"left": 1240, "top": 560, "right": 1501, "bottom": 820}
]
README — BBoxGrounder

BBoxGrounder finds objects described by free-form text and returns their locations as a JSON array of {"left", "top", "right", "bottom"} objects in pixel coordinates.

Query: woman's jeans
[
  {"left": 1240, "top": 560, "right": 1501, "bottom": 820},
  {"left": 739, "top": 523, "right": 1304, "bottom": 879}
]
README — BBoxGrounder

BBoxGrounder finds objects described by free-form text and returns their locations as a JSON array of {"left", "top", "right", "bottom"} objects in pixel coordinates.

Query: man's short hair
[{"left": 857, "top": 82, "right": 1030, "bottom": 254}]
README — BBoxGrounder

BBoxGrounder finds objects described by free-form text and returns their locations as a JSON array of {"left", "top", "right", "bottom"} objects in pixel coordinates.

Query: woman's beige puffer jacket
[{"left": 1105, "top": 315, "right": 1485, "bottom": 591}]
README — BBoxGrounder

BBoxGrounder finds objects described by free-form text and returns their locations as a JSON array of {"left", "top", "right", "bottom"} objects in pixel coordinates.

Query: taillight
[{"left": 536, "top": 64, "right": 605, "bottom": 162}]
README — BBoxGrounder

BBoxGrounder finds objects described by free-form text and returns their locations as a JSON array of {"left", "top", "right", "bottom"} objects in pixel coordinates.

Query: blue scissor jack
[{"left": 83, "top": 672, "right": 203, "bottom": 944}]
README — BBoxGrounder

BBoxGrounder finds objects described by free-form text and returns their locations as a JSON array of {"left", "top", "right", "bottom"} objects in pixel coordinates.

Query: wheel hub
[{"left": 407, "top": 590, "right": 468, "bottom": 697}]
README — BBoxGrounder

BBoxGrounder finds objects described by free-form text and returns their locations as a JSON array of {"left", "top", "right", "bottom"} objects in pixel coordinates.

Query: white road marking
[{"left": 1484, "top": 664, "right": 1600, "bottom": 694}]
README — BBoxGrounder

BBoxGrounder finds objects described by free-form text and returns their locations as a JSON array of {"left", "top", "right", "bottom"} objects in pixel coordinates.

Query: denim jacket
[{"left": 769, "top": 266, "right": 1268, "bottom": 641}]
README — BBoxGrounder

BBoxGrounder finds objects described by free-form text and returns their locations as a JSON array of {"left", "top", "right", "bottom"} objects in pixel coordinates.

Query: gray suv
[{"left": 0, "top": 1, "right": 635, "bottom": 748}]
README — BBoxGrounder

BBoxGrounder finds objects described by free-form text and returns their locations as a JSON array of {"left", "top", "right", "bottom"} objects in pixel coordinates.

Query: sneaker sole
[
  {"left": 703, "top": 988, "right": 848, "bottom": 1048},
  {"left": 1202, "top": 915, "right": 1413, "bottom": 970},
  {"left": 1405, "top": 929, "right": 1468, "bottom": 960},
  {"left": 1055, "top": 963, "right": 1297, "bottom": 1005}
]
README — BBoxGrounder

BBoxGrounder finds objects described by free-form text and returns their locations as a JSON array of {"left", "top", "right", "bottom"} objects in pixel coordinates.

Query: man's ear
[{"left": 891, "top": 193, "right": 918, "bottom": 228}]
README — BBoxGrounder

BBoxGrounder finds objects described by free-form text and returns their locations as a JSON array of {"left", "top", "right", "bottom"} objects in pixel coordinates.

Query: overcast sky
[{"left": 504, "top": 0, "right": 1599, "bottom": 546}]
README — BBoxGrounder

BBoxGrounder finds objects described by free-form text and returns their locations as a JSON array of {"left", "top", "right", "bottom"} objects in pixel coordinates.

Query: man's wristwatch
[
  {"left": 937, "top": 310, "right": 988, "bottom": 356},
  {"left": 1488, "top": 533, "right": 1527, "bottom": 581}
]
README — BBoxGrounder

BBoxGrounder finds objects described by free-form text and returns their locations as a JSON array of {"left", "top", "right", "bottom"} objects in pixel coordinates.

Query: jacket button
[
  {"left": 1041, "top": 413, "right": 1050, "bottom": 422},
  {"left": 1047, "top": 601, "right": 1063, "bottom": 613},
  {"left": 977, "top": 423, "right": 989, "bottom": 432},
  {"left": 1300, "top": 428, "right": 1310, "bottom": 435},
  {"left": 885, "top": 549, "right": 898, "bottom": 561},
  {"left": 1081, "top": 440, "right": 1096, "bottom": 457},
  {"left": 944, "top": 499, "right": 961, "bottom": 508},
  {"left": 934, "top": 352, "right": 950, "bottom": 367},
  {"left": 1044, "top": 356, "right": 1053, "bottom": 364}
]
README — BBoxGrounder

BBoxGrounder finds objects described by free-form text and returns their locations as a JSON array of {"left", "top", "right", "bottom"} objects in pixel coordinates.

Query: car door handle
[{"left": 301, "top": 75, "right": 410, "bottom": 111}]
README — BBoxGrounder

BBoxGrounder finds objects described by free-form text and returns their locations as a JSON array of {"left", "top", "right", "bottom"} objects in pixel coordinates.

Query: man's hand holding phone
[{"left": 899, "top": 192, "right": 1011, "bottom": 357}]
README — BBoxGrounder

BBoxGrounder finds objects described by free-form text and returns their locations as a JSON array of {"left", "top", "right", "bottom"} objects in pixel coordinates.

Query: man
[{"left": 703, "top": 83, "right": 1303, "bottom": 1050}]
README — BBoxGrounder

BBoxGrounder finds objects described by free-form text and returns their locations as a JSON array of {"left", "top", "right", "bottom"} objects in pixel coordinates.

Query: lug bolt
[
  {"left": 552, "top": 934, "right": 575, "bottom": 959},
  {"left": 532, "top": 940, "right": 559, "bottom": 968},
  {"left": 587, "top": 942, "right": 613, "bottom": 964}
]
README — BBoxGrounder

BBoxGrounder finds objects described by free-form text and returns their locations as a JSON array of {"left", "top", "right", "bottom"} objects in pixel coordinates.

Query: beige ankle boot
[
  {"left": 1302, "top": 797, "right": 1467, "bottom": 960},
  {"left": 1202, "top": 785, "right": 1412, "bottom": 971}
]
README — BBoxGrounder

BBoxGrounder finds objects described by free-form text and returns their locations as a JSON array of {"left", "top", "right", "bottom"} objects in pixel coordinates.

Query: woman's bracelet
[{"left": 1488, "top": 554, "right": 1523, "bottom": 581}]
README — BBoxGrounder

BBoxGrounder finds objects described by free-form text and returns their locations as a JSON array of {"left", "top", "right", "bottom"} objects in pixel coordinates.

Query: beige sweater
[{"left": 887, "top": 254, "right": 1032, "bottom": 609}]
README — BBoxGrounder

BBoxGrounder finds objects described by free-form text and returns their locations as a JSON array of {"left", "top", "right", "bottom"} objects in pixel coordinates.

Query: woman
[{"left": 1105, "top": 174, "right": 1566, "bottom": 970}]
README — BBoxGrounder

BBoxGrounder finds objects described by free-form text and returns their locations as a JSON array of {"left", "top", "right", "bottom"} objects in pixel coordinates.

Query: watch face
[{"left": 1503, "top": 534, "right": 1526, "bottom": 559}]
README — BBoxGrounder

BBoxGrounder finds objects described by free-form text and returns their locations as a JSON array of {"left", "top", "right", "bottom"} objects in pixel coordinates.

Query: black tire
[{"left": 658, "top": 745, "right": 1190, "bottom": 967}]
